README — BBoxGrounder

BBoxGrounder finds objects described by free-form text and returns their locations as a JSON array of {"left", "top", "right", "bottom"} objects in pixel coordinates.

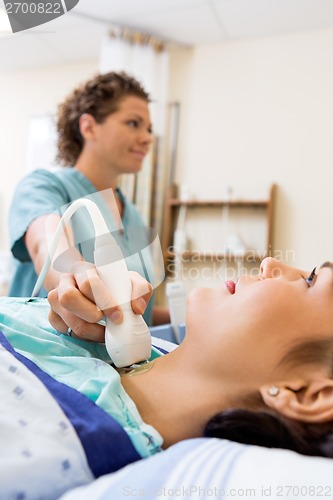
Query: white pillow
[{"left": 60, "top": 437, "right": 333, "bottom": 500}]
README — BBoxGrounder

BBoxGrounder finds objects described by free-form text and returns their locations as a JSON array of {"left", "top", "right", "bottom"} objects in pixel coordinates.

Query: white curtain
[
  {"left": 99, "top": 31, "right": 170, "bottom": 235},
  {"left": 25, "top": 114, "right": 58, "bottom": 172}
]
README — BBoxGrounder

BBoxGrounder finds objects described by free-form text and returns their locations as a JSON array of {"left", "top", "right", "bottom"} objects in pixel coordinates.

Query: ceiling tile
[
  {"left": 2, "top": 0, "right": 333, "bottom": 71},
  {"left": 75, "top": 0, "right": 203, "bottom": 20},
  {"left": 120, "top": 4, "right": 227, "bottom": 45},
  {"left": 212, "top": 0, "right": 333, "bottom": 39}
]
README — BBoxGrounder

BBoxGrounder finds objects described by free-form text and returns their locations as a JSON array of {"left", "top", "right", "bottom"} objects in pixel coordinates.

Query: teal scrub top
[{"left": 8, "top": 168, "right": 154, "bottom": 325}]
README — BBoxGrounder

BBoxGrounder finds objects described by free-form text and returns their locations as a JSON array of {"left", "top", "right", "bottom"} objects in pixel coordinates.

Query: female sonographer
[{"left": 8, "top": 71, "right": 169, "bottom": 327}]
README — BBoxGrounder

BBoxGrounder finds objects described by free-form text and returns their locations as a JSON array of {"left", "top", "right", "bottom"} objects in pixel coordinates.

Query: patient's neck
[{"left": 120, "top": 343, "right": 233, "bottom": 448}]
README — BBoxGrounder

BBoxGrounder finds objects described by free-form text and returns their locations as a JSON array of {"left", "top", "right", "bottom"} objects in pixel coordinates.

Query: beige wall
[
  {"left": 169, "top": 28, "right": 333, "bottom": 271},
  {"left": 0, "top": 59, "right": 98, "bottom": 256}
]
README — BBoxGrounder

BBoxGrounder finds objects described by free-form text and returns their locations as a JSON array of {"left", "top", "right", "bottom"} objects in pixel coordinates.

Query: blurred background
[{"left": 1, "top": 0, "right": 333, "bottom": 297}]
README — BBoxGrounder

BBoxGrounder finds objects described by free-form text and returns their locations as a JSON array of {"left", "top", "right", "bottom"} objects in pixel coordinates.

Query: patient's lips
[{"left": 225, "top": 281, "right": 236, "bottom": 294}]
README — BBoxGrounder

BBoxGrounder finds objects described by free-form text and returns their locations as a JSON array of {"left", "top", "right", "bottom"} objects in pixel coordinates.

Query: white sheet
[{"left": 60, "top": 437, "right": 333, "bottom": 500}]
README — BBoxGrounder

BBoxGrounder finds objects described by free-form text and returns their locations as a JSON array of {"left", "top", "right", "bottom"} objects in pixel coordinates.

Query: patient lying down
[{"left": 3, "top": 257, "right": 333, "bottom": 461}]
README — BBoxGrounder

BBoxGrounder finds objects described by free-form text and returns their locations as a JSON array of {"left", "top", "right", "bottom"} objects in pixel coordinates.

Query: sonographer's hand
[{"left": 47, "top": 262, "right": 153, "bottom": 342}]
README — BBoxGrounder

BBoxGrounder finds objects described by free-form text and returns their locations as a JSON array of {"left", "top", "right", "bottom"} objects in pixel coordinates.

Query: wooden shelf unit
[{"left": 162, "top": 184, "right": 276, "bottom": 265}]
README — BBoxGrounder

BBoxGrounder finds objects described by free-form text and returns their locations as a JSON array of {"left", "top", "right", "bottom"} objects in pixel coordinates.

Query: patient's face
[{"left": 186, "top": 257, "right": 333, "bottom": 386}]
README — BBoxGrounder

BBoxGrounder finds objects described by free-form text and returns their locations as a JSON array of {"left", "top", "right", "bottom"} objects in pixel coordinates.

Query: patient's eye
[{"left": 303, "top": 267, "right": 317, "bottom": 287}]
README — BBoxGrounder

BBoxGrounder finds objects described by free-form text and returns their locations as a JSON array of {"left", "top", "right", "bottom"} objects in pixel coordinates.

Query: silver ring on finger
[{"left": 65, "top": 327, "right": 72, "bottom": 337}]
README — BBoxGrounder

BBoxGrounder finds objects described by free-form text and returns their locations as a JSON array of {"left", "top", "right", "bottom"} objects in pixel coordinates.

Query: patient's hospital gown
[{"left": 0, "top": 296, "right": 163, "bottom": 458}]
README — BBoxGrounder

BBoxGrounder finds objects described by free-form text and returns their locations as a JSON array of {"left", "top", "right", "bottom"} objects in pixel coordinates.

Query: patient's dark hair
[
  {"left": 205, "top": 409, "right": 333, "bottom": 457},
  {"left": 56, "top": 71, "right": 149, "bottom": 166},
  {"left": 205, "top": 338, "right": 333, "bottom": 458}
]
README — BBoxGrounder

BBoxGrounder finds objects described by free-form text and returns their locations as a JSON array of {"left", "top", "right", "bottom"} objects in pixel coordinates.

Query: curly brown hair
[{"left": 56, "top": 71, "right": 150, "bottom": 166}]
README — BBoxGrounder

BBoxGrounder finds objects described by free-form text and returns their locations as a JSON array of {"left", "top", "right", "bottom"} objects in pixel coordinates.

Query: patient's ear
[{"left": 260, "top": 378, "right": 333, "bottom": 423}]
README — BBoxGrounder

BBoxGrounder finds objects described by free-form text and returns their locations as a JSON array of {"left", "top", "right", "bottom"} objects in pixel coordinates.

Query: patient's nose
[
  {"left": 260, "top": 257, "right": 303, "bottom": 281},
  {"left": 260, "top": 257, "right": 284, "bottom": 279}
]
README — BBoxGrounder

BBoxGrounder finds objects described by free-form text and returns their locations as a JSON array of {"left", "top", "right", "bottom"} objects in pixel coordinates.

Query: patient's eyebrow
[
  {"left": 319, "top": 262, "right": 333, "bottom": 271},
  {"left": 319, "top": 262, "right": 333, "bottom": 284}
]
